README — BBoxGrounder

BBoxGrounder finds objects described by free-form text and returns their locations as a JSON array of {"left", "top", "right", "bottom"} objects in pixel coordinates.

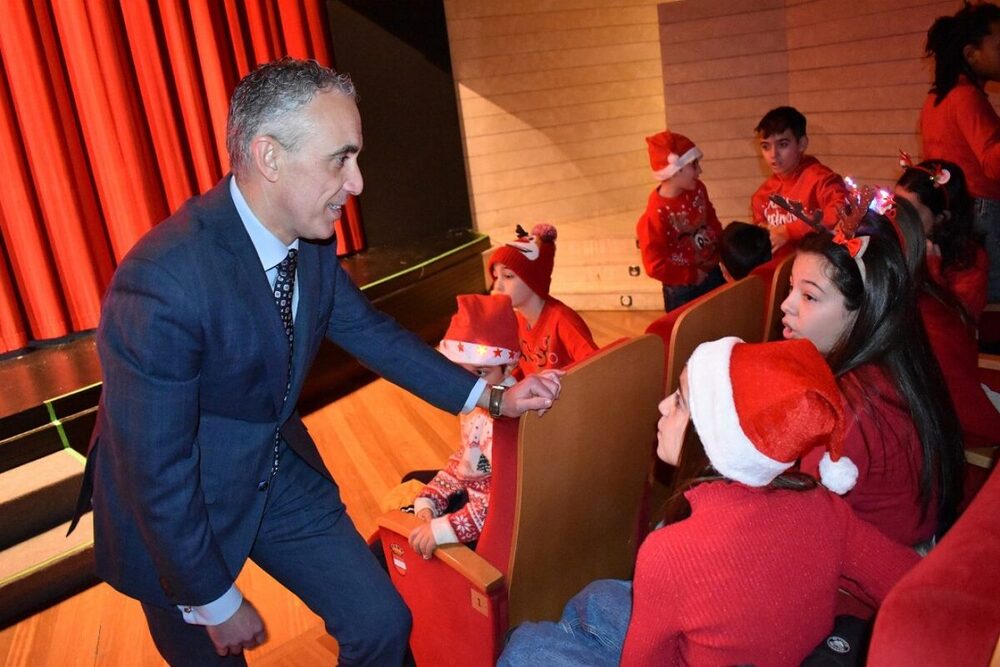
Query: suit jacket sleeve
[
  {"left": 97, "top": 256, "right": 233, "bottom": 605},
  {"left": 324, "top": 261, "right": 478, "bottom": 414}
]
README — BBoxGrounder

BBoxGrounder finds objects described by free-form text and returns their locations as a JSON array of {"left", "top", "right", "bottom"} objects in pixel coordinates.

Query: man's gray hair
[{"left": 226, "top": 57, "right": 357, "bottom": 177}]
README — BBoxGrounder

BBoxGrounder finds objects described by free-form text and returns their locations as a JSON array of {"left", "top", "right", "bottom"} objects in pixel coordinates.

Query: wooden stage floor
[{"left": 0, "top": 309, "right": 662, "bottom": 666}]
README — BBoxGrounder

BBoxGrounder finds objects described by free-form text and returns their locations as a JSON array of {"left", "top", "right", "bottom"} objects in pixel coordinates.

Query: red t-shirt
[
  {"left": 514, "top": 297, "right": 598, "bottom": 377},
  {"left": 921, "top": 76, "right": 1000, "bottom": 201}
]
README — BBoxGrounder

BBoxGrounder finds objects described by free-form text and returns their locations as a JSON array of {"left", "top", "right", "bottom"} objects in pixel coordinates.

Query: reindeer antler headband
[{"left": 899, "top": 150, "right": 951, "bottom": 207}]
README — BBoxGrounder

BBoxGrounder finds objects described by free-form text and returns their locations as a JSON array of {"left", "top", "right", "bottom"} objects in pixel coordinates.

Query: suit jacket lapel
[{"left": 200, "top": 177, "right": 291, "bottom": 416}]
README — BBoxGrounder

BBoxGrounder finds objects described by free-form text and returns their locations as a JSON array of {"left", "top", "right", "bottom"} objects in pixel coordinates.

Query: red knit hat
[
  {"left": 686, "top": 337, "right": 857, "bottom": 493},
  {"left": 487, "top": 224, "right": 557, "bottom": 299},
  {"left": 438, "top": 294, "right": 520, "bottom": 366},
  {"left": 646, "top": 130, "right": 703, "bottom": 181}
]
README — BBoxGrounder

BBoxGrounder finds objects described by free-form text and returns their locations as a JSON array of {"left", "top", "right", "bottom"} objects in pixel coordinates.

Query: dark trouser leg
[{"left": 250, "top": 451, "right": 411, "bottom": 667}]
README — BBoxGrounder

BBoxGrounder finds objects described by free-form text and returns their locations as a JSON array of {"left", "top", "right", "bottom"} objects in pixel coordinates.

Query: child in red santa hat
[
  {"left": 408, "top": 294, "right": 521, "bottom": 558},
  {"left": 488, "top": 224, "right": 598, "bottom": 377},
  {"left": 499, "top": 337, "right": 920, "bottom": 667},
  {"left": 636, "top": 130, "right": 726, "bottom": 311}
]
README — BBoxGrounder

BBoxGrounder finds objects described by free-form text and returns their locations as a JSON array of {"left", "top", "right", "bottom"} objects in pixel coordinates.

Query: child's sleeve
[
  {"left": 785, "top": 170, "right": 848, "bottom": 242},
  {"left": 955, "top": 85, "right": 1000, "bottom": 182},
  {"left": 437, "top": 477, "right": 490, "bottom": 545},
  {"left": 414, "top": 451, "right": 465, "bottom": 517},
  {"left": 556, "top": 307, "right": 599, "bottom": 364},
  {"left": 837, "top": 498, "right": 921, "bottom": 607}
]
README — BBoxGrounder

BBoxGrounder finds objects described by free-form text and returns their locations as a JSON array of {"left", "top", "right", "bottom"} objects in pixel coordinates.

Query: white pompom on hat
[
  {"left": 646, "top": 130, "right": 703, "bottom": 181},
  {"left": 685, "top": 337, "right": 857, "bottom": 493},
  {"left": 438, "top": 294, "right": 520, "bottom": 367}
]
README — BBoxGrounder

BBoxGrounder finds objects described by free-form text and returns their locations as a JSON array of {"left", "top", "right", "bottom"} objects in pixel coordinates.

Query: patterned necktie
[{"left": 270, "top": 248, "right": 297, "bottom": 477}]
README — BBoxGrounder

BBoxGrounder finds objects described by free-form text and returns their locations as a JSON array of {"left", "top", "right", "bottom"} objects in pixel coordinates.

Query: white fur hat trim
[
  {"left": 652, "top": 146, "right": 703, "bottom": 181},
  {"left": 686, "top": 337, "right": 791, "bottom": 487},
  {"left": 818, "top": 451, "right": 859, "bottom": 495}
]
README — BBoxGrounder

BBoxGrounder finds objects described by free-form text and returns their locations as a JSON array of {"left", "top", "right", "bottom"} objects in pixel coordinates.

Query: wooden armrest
[
  {"left": 377, "top": 511, "right": 505, "bottom": 593},
  {"left": 983, "top": 303, "right": 1000, "bottom": 313},
  {"left": 965, "top": 446, "right": 999, "bottom": 469},
  {"left": 978, "top": 353, "right": 1000, "bottom": 372}
]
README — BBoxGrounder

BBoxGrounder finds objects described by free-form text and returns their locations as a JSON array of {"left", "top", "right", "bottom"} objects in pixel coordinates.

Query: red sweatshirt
[
  {"left": 926, "top": 245, "right": 988, "bottom": 323},
  {"left": 514, "top": 297, "right": 598, "bottom": 377},
  {"left": 621, "top": 482, "right": 919, "bottom": 667},
  {"left": 801, "top": 365, "right": 936, "bottom": 547},
  {"left": 751, "top": 155, "right": 848, "bottom": 242},
  {"left": 636, "top": 181, "right": 722, "bottom": 286},
  {"left": 921, "top": 76, "right": 1000, "bottom": 201}
]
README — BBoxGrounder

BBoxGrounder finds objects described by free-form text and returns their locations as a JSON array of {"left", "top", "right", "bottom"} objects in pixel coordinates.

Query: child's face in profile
[
  {"left": 780, "top": 252, "right": 856, "bottom": 356},
  {"left": 657, "top": 368, "right": 691, "bottom": 466},
  {"left": 758, "top": 129, "right": 807, "bottom": 177},
  {"left": 460, "top": 362, "right": 509, "bottom": 385},
  {"left": 492, "top": 263, "right": 536, "bottom": 310},
  {"left": 668, "top": 159, "right": 702, "bottom": 192}
]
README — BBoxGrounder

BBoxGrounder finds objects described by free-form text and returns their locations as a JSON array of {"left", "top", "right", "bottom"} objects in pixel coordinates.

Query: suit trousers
[{"left": 141, "top": 448, "right": 411, "bottom": 666}]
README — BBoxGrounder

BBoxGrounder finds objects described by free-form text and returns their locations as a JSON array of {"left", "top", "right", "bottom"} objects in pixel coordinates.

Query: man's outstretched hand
[{"left": 501, "top": 369, "right": 564, "bottom": 417}]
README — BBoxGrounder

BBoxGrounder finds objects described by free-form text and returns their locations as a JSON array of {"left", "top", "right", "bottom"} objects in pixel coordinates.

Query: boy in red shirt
[
  {"left": 636, "top": 131, "right": 725, "bottom": 311},
  {"left": 489, "top": 224, "right": 598, "bottom": 376},
  {"left": 751, "top": 106, "right": 848, "bottom": 253}
]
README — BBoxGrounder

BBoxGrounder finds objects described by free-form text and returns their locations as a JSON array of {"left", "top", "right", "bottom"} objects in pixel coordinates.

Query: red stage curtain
[{"left": 0, "top": 0, "right": 365, "bottom": 356}]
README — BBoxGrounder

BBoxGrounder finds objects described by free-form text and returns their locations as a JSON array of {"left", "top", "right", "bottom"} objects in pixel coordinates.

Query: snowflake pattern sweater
[
  {"left": 621, "top": 481, "right": 920, "bottom": 667},
  {"left": 751, "top": 155, "right": 848, "bottom": 242},
  {"left": 414, "top": 408, "right": 495, "bottom": 545},
  {"left": 636, "top": 181, "right": 723, "bottom": 286}
]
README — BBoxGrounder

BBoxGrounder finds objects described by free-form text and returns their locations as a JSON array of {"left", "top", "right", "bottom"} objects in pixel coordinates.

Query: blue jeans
[
  {"left": 662, "top": 265, "right": 726, "bottom": 311},
  {"left": 973, "top": 197, "right": 1000, "bottom": 302},
  {"left": 497, "top": 579, "right": 632, "bottom": 667}
]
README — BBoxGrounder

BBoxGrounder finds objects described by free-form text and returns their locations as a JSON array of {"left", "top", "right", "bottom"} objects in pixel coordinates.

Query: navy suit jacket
[{"left": 81, "top": 176, "right": 477, "bottom": 608}]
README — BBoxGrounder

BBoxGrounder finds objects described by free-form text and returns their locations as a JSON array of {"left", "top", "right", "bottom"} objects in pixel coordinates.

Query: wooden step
[
  {"left": 0, "top": 407, "right": 96, "bottom": 474},
  {"left": 0, "top": 449, "right": 85, "bottom": 549},
  {"left": 0, "top": 515, "right": 96, "bottom": 626}
]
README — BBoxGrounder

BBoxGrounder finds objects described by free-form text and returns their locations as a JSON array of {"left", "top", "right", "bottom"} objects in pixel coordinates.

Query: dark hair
[
  {"left": 720, "top": 222, "right": 772, "bottom": 279},
  {"left": 227, "top": 57, "right": 357, "bottom": 177},
  {"left": 797, "top": 220, "right": 964, "bottom": 537},
  {"left": 896, "top": 159, "right": 981, "bottom": 276},
  {"left": 659, "top": 415, "right": 817, "bottom": 526},
  {"left": 754, "top": 106, "right": 807, "bottom": 139},
  {"left": 926, "top": 2, "right": 1000, "bottom": 102}
]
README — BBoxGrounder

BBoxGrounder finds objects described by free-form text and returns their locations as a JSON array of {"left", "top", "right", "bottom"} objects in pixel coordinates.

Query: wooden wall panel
[
  {"left": 444, "top": 0, "right": 671, "bottom": 245},
  {"left": 658, "top": 0, "right": 968, "bottom": 222}
]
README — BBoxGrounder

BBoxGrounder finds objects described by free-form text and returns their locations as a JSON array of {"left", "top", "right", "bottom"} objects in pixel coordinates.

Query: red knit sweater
[
  {"left": 636, "top": 181, "right": 723, "bottom": 286},
  {"left": 514, "top": 297, "right": 598, "bottom": 377},
  {"left": 921, "top": 76, "right": 1000, "bottom": 201},
  {"left": 622, "top": 482, "right": 919, "bottom": 667},
  {"left": 751, "top": 156, "right": 847, "bottom": 242},
  {"left": 801, "top": 365, "right": 936, "bottom": 546}
]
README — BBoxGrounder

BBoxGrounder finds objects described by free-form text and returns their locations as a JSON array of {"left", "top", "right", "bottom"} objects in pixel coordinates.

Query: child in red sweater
[
  {"left": 751, "top": 106, "right": 848, "bottom": 254},
  {"left": 779, "top": 200, "right": 964, "bottom": 545},
  {"left": 498, "top": 338, "right": 920, "bottom": 667},
  {"left": 921, "top": 2, "right": 1000, "bottom": 300},
  {"left": 488, "top": 224, "right": 598, "bottom": 376},
  {"left": 636, "top": 130, "right": 725, "bottom": 311}
]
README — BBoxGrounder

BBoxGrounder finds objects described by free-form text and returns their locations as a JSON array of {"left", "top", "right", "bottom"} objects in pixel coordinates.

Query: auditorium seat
[{"left": 376, "top": 335, "right": 663, "bottom": 667}]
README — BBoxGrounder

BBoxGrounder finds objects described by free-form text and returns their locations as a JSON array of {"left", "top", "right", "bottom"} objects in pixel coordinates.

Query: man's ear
[
  {"left": 797, "top": 134, "right": 809, "bottom": 154},
  {"left": 250, "top": 135, "right": 281, "bottom": 183}
]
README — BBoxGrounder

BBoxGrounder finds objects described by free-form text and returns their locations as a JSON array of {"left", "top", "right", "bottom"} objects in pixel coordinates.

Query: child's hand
[
  {"left": 416, "top": 508, "right": 433, "bottom": 522},
  {"left": 409, "top": 522, "right": 438, "bottom": 559},
  {"left": 769, "top": 225, "right": 790, "bottom": 253}
]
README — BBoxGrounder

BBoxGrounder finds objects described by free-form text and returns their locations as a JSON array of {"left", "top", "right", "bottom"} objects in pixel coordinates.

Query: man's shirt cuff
[
  {"left": 461, "top": 378, "right": 488, "bottom": 414},
  {"left": 178, "top": 584, "right": 242, "bottom": 625}
]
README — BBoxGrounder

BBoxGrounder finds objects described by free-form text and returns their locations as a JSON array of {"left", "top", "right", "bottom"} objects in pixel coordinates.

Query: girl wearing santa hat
[
  {"left": 781, "top": 207, "right": 965, "bottom": 547},
  {"left": 499, "top": 338, "right": 920, "bottom": 667}
]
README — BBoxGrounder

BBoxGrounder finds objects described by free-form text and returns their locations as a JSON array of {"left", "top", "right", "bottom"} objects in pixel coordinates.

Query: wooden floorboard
[{"left": 0, "top": 310, "right": 662, "bottom": 666}]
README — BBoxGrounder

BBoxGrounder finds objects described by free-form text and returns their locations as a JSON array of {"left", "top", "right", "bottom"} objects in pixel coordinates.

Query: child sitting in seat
[
  {"left": 408, "top": 294, "right": 520, "bottom": 558},
  {"left": 499, "top": 337, "right": 920, "bottom": 666},
  {"left": 636, "top": 131, "right": 725, "bottom": 311},
  {"left": 718, "top": 220, "right": 773, "bottom": 281},
  {"left": 751, "top": 106, "right": 848, "bottom": 254},
  {"left": 489, "top": 224, "right": 598, "bottom": 376}
]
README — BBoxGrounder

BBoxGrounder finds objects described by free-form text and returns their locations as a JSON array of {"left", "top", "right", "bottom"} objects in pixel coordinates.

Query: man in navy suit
[{"left": 75, "top": 58, "right": 561, "bottom": 666}]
